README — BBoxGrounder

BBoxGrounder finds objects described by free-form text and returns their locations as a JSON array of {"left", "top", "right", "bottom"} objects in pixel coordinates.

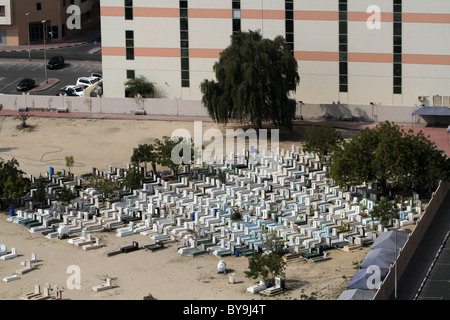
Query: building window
[
  {"left": 125, "top": 0, "right": 133, "bottom": 20},
  {"left": 49, "top": 25, "right": 58, "bottom": 40},
  {"left": 232, "top": 1, "right": 241, "bottom": 34},
  {"left": 126, "top": 70, "right": 135, "bottom": 79},
  {"left": 0, "top": 6, "right": 5, "bottom": 17},
  {"left": 29, "top": 23, "right": 44, "bottom": 41},
  {"left": 338, "top": 0, "right": 348, "bottom": 93},
  {"left": 36, "top": 3, "right": 42, "bottom": 11},
  {"left": 393, "top": 0, "right": 402, "bottom": 94},
  {"left": 125, "top": 30, "right": 134, "bottom": 60},
  {"left": 285, "top": 0, "right": 294, "bottom": 54},
  {"left": 180, "top": 1, "right": 189, "bottom": 87}
]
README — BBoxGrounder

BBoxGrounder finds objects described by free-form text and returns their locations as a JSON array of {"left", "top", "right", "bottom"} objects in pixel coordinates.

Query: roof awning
[{"left": 412, "top": 106, "right": 450, "bottom": 116}]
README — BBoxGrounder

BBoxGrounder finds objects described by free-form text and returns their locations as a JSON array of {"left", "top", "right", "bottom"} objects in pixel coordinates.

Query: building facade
[
  {"left": 100, "top": 0, "right": 450, "bottom": 109},
  {"left": 0, "top": 0, "right": 100, "bottom": 46}
]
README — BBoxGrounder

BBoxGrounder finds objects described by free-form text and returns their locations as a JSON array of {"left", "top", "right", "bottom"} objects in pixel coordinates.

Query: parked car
[
  {"left": 76, "top": 76, "right": 101, "bottom": 87},
  {"left": 47, "top": 56, "right": 65, "bottom": 69},
  {"left": 56, "top": 85, "right": 87, "bottom": 97},
  {"left": 91, "top": 72, "right": 103, "bottom": 79},
  {"left": 16, "top": 78, "right": 35, "bottom": 91}
]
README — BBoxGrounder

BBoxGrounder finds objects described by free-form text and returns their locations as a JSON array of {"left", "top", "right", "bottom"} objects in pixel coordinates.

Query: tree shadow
[{"left": 284, "top": 278, "right": 310, "bottom": 291}]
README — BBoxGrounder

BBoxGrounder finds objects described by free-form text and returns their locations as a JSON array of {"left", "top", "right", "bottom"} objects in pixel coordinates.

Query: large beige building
[
  {"left": 100, "top": 0, "right": 450, "bottom": 110},
  {"left": 0, "top": 0, "right": 100, "bottom": 46}
]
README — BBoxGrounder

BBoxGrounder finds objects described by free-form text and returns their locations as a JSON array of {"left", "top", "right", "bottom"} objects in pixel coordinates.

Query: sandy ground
[
  {"left": 0, "top": 215, "right": 371, "bottom": 300},
  {"left": 0, "top": 116, "right": 371, "bottom": 300}
]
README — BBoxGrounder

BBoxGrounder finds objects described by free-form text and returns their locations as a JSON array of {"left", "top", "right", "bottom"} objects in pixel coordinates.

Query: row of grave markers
[{"left": 10, "top": 145, "right": 422, "bottom": 257}]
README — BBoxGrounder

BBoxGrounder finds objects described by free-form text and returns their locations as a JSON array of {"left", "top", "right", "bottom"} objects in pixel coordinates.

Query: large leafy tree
[
  {"left": 88, "top": 176, "right": 119, "bottom": 202},
  {"left": 56, "top": 186, "right": 77, "bottom": 206},
  {"left": 371, "top": 197, "right": 399, "bottom": 226},
  {"left": 303, "top": 124, "right": 343, "bottom": 166},
  {"left": 154, "top": 136, "right": 194, "bottom": 179},
  {"left": 33, "top": 175, "right": 47, "bottom": 208},
  {"left": 3, "top": 176, "right": 28, "bottom": 204},
  {"left": 244, "top": 232, "right": 287, "bottom": 284},
  {"left": 123, "top": 166, "right": 144, "bottom": 190},
  {"left": 200, "top": 30, "right": 300, "bottom": 130},
  {"left": 328, "top": 121, "right": 448, "bottom": 196},
  {"left": 0, "top": 157, "right": 29, "bottom": 207}
]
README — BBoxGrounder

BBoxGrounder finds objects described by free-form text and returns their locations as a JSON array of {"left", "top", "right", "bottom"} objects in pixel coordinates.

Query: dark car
[
  {"left": 47, "top": 56, "right": 65, "bottom": 69},
  {"left": 16, "top": 78, "right": 35, "bottom": 91}
]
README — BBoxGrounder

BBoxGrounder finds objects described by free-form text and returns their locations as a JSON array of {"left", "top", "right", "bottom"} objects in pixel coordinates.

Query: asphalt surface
[
  {"left": 0, "top": 42, "right": 102, "bottom": 62},
  {"left": 0, "top": 23, "right": 102, "bottom": 95},
  {"left": 0, "top": 59, "right": 102, "bottom": 96}
]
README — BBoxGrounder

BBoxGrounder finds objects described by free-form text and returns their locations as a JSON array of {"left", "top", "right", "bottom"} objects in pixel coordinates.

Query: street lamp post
[
  {"left": 26, "top": 13, "right": 30, "bottom": 61},
  {"left": 41, "top": 20, "right": 48, "bottom": 84}
]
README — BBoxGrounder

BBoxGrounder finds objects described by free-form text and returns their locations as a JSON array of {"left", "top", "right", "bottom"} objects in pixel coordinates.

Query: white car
[
  {"left": 76, "top": 76, "right": 101, "bottom": 87},
  {"left": 58, "top": 85, "right": 88, "bottom": 97}
]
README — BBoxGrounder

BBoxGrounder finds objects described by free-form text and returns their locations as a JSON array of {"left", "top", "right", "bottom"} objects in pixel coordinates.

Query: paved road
[
  {"left": 0, "top": 42, "right": 102, "bottom": 62},
  {"left": 394, "top": 189, "right": 450, "bottom": 300}
]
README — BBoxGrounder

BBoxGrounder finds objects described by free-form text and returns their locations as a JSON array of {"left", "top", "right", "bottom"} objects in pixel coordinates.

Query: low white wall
[
  {"left": 297, "top": 103, "right": 421, "bottom": 123},
  {"left": 0, "top": 94, "right": 210, "bottom": 118},
  {"left": 0, "top": 93, "right": 419, "bottom": 123}
]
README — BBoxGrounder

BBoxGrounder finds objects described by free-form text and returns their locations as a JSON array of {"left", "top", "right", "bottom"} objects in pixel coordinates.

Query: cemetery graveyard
[{"left": 2, "top": 145, "right": 422, "bottom": 299}]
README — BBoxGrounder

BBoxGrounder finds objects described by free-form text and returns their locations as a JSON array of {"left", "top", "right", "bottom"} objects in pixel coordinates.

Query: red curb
[{"left": 30, "top": 78, "right": 60, "bottom": 92}]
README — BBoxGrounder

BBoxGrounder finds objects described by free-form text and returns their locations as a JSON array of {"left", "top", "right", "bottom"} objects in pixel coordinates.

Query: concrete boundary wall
[
  {"left": 373, "top": 181, "right": 450, "bottom": 300},
  {"left": 0, "top": 94, "right": 210, "bottom": 118},
  {"left": 0, "top": 94, "right": 420, "bottom": 123},
  {"left": 297, "top": 103, "right": 421, "bottom": 123}
]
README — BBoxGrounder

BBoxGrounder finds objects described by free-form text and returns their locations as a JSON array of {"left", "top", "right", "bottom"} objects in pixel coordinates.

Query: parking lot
[{"left": 0, "top": 60, "right": 102, "bottom": 96}]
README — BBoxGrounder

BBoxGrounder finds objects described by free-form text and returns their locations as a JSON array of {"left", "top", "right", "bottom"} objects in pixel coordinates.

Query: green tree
[
  {"left": 65, "top": 155, "right": 74, "bottom": 173},
  {"left": 88, "top": 176, "right": 119, "bottom": 202},
  {"left": 230, "top": 208, "right": 242, "bottom": 221},
  {"left": 263, "top": 231, "right": 289, "bottom": 256},
  {"left": 16, "top": 111, "right": 31, "bottom": 130},
  {"left": 33, "top": 175, "right": 47, "bottom": 208},
  {"left": 303, "top": 124, "right": 343, "bottom": 166},
  {"left": 0, "top": 157, "right": 28, "bottom": 207},
  {"left": 56, "top": 186, "right": 76, "bottom": 206},
  {"left": 154, "top": 136, "right": 194, "bottom": 179},
  {"left": 123, "top": 166, "right": 144, "bottom": 190},
  {"left": 216, "top": 169, "right": 227, "bottom": 185},
  {"left": 131, "top": 143, "right": 158, "bottom": 174},
  {"left": 371, "top": 197, "right": 399, "bottom": 226},
  {"left": 200, "top": 30, "right": 300, "bottom": 130},
  {"left": 3, "top": 175, "right": 28, "bottom": 203},
  {"left": 327, "top": 121, "right": 448, "bottom": 196},
  {"left": 244, "top": 231, "right": 287, "bottom": 284},
  {"left": 124, "top": 75, "right": 155, "bottom": 98},
  {"left": 244, "top": 252, "right": 286, "bottom": 284}
]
